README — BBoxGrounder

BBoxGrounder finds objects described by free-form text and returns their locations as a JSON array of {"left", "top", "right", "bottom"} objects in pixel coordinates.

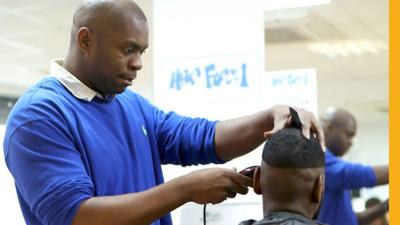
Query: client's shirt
[{"left": 239, "top": 212, "right": 326, "bottom": 225}]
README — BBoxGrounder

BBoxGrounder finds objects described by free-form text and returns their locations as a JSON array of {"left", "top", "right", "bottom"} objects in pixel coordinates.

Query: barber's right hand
[{"left": 181, "top": 168, "right": 253, "bottom": 204}]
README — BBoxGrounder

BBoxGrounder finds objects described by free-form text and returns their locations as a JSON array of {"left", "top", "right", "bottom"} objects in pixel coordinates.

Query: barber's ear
[
  {"left": 253, "top": 166, "right": 262, "bottom": 195},
  {"left": 312, "top": 175, "right": 324, "bottom": 204},
  {"left": 77, "top": 27, "right": 92, "bottom": 53}
]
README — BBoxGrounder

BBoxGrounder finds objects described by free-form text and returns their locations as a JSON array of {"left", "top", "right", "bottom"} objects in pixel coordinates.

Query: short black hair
[{"left": 262, "top": 128, "right": 325, "bottom": 168}]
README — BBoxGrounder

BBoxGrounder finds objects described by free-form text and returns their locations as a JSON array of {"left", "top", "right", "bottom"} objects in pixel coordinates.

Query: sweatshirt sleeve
[
  {"left": 152, "top": 108, "right": 225, "bottom": 166},
  {"left": 4, "top": 119, "right": 94, "bottom": 225},
  {"left": 325, "top": 154, "right": 377, "bottom": 191}
]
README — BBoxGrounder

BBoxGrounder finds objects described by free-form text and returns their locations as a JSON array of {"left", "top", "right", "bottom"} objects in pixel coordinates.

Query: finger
[
  {"left": 212, "top": 196, "right": 227, "bottom": 205},
  {"left": 226, "top": 190, "right": 237, "bottom": 199},
  {"left": 231, "top": 172, "right": 253, "bottom": 187},
  {"left": 226, "top": 182, "right": 249, "bottom": 196},
  {"left": 296, "top": 108, "right": 314, "bottom": 139},
  {"left": 263, "top": 130, "right": 274, "bottom": 139},
  {"left": 314, "top": 127, "right": 326, "bottom": 151},
  {"left": 286, "top": 115, "right": 293, "bottom": 127},
  {"left": 235, "top": 185, "right": 249, "bottom": 195},
  {"left": 310, "top": 118, "right": 326, "bottom": 151},
  {"left": 263, "top": 121, "right": 286, "bottom": 139},
  {"left": 301, "top": 121, "right": 311, "bottom": 139}
]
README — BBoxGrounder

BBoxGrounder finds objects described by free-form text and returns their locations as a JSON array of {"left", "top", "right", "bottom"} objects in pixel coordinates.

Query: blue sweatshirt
[
  {"left": 317, "top": 150, "right": 376, "bottom": 225},
  {"left": 3, "top": 76, "right": 223, "bottom": 225}
]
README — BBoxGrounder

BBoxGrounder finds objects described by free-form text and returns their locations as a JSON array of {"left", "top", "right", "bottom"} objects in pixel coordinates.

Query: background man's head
[
  {"left": 253, "top": 128, "right": 325, "bottom": 219},
  {"left": 66, "top": 0, "right": 149, "bottom": 95},
  {"left": 320, "top": 107, "right": 357, "bottom": 156}
]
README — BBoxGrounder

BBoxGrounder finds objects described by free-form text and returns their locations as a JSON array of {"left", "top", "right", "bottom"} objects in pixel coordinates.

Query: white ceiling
[
  {"left": 0, "top": 0, "right": 388, "bottom": 127},
  {"left": 264, "top": 0, "right": 388, "bottom": 126}
]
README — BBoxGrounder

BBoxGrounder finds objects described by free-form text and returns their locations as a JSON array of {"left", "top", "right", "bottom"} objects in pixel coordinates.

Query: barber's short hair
[{"left": 262, "top": 128, "right": 325, "bottom": 168}]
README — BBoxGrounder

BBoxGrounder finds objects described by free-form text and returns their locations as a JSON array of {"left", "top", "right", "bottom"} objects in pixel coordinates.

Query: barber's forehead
[
  {"left": 334, "top": 112, "right": 356, "bottom": 128},
  {"left": 77, "top": 0, "right": 145, "bottom": 25},
  {"left": 93, "top": 12, "right": 148, "bottom": 42}
]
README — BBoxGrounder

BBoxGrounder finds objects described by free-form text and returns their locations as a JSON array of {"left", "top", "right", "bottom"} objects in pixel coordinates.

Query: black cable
[{"left": 203, "top": 204, "right": 207, "bottom": 225}]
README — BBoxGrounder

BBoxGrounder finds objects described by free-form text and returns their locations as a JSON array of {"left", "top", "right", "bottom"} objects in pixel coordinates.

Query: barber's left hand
[{"left": 263, "top": 105, "right": 325, "bottom": 150}]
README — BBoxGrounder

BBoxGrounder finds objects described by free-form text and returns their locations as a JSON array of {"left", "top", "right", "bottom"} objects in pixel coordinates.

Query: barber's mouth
[{"left": 121, "top": 77, "right": 134, "bottom": 85}]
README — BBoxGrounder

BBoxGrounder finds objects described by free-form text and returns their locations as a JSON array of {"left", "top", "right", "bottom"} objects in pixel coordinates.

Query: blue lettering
[
  {"left": 170, "top": 63, "right": 250, "bottom": 90},
  {"left": 204, "top": 64, "right": 216, "bottom": 88},
  {"left": 183, "top": 69, "right": 195, "bottom": 85},
  {"left": 169, "top": 69, "right": 184, "bottom": 90},
  {"left": 240, "top": 63, "right": 248, "bottom": 87}
]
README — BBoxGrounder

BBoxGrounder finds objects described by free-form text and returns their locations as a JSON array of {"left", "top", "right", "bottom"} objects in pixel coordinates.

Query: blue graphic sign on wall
[{"left": 169, "top": 63, "right": 248, "bottom": 90}]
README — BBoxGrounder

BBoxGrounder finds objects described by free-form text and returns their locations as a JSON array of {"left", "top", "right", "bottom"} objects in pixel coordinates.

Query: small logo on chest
[{"left": 142, "top": 124, "right": 148, "bottom": 136}]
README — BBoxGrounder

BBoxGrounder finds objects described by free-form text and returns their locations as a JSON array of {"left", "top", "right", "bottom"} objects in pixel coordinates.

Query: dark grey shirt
[{"left": 239, "top": 212, "right": 327, "bottom": 225}]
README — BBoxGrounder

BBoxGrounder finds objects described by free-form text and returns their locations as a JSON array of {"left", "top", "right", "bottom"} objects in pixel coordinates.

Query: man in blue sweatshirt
[
  {"left": 3, "top": 1, "right": 324, "bottom": 225},
  {"left": 317, "top": 107, "right": 389, "bottom": 225}
]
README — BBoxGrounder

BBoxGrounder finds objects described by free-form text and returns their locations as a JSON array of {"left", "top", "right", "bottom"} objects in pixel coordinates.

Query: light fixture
[
  {"left": 308, "top": 39, "right": 387, "bottom": 58},
  {"left": 263, "top": 0, "right": 331, "bottom": 11}
]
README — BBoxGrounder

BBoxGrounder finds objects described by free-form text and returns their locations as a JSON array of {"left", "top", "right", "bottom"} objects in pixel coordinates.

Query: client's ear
[
  {"left": 312, "top": 175, "right": 324, "bottom": 204},
  {"left": 253, "top": 166, "right": 262, "bottom": 195}
]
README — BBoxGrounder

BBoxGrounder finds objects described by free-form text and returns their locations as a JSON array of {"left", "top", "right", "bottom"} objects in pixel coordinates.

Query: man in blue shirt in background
[
  {"left": 317, "top": 107, "right": 389, "bottom": 225},
  {"left": 2, "top": 1, "right": 325, "bottom": 225}
]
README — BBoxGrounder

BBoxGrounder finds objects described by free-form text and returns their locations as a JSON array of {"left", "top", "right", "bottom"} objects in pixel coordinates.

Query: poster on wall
[
  {"left": 153, "top": 0, "right": 265, "bottom": 120},
  {"left": 262, "top": 68, "right": 318, "bottom": 117},
  {"left": 155, "top": 54, "right": 260, "bottom": 119}
]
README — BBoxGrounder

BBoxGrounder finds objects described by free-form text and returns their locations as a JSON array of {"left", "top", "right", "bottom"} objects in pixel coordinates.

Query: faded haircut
[{"left": 262, "top": 128, "right": 325, "bottom": 168}]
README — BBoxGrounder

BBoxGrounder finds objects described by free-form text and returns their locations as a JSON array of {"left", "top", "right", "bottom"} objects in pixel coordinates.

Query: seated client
[{"left": 239, "top": 127, "right": 326, "bottom": 225}]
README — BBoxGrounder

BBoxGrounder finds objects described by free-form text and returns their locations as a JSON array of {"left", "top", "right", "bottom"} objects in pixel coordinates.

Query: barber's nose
[{"left": 128, "top": 54, "right": 142, "bottom": 71}]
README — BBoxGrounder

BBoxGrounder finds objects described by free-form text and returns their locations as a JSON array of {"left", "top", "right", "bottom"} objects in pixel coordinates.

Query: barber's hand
[
  {"left": 182, "top": 168, "right": 252, "bottom": 204},
  {"left": 263, "top": 105, "right": 325, "bottom": 150}
]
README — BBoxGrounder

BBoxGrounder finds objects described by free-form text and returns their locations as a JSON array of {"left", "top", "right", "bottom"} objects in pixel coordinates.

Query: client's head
[{"left": 252, "top": 127, "right": 325, "bottom": 219}]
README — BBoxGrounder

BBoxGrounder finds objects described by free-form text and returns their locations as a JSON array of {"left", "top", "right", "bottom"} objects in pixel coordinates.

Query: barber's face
[
  {"left": 88, "top": 17, "right": 149, "bottom": 95},
  {"left": 327, "top": 121, "right": 356, "bottom": 156}
]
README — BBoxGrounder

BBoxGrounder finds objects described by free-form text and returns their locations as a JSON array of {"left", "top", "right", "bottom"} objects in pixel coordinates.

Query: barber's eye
[{"left": 123, "top": 47, "right": 134, "bottom": 53}]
